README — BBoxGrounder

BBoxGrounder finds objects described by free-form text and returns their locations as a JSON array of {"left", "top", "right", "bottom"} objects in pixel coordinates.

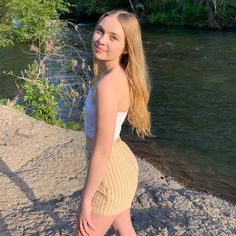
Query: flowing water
[
  {"left": 0, "top": 46, "right": 35, "bottom": 99},
  {"left": 139, "top": 25, "right": 236, "bottom": 203}
]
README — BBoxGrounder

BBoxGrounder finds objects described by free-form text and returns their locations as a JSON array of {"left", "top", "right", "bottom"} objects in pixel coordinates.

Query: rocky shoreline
[
  {"left": 0, "top": 105, "right": 236, "bottom": 236},
  {"left": 121, "top": 134, "right": 236, "bottom": 206}
]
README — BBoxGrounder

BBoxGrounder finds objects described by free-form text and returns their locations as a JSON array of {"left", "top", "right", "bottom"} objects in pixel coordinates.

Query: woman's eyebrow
[{"left": 97, "top": 25, "right": 121, "bottom": 38}]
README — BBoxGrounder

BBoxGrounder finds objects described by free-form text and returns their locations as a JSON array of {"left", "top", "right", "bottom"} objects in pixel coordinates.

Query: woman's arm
[{"left": 82, "top": 74, "right": 119, "bottom": 202}]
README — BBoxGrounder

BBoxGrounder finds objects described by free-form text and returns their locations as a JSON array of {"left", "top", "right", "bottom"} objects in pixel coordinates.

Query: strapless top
[{"left": 84, "top": 87, "right": 128, "bottom": 140}]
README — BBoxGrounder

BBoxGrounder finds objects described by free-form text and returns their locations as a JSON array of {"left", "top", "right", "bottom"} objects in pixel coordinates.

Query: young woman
[{"left": 75, "top": 9, "right": 152, "bottom": 236}]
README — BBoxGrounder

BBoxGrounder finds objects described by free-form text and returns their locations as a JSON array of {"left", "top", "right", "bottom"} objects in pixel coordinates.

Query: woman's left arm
[{"left": 81, "top": 75, "right": 119, "bottom": 203}]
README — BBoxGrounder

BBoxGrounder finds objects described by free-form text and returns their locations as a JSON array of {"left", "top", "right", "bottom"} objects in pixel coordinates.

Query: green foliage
[
  {"left": 216, "top": 9, "right": 236, "bottom": 24},
  {"left": 135, "top": 3, "right": 146, "bottom": 20},
  {"left": 147, "top": 9, "right": 182, "bottom": 25},
  {"left": 182, "top": 2, "right": 208, "bottom": 26},
  {"left": 0, "top": 98, "right": 7, "bottom": 105},
  {"left": 0, "top": 98, "right": 25, "bottom": 112},
  {"left": 1, "top": 0, "right": 235, "bottom": 35},
  {"left": 63, "top": 121, "right": 81, "bottom": 131},
  {"left": 214, "top": 0, "right": 236, "bottom": 25},
  {"left": 146, "top": 0, "right": 208, "bottom": 27},
  {"left": 169, "top": 9, "right": 182, "bottom": 24},
  {"left": 16, "top": 60, "right": 83, "bottom": 131},
  {"left": 52, "top": 120, "right": 81, "bottom": 131},
  {"left": 12, "top": 104, "right": 25, "bottom": 112},
  {"left": 67, "top": 0, "right": 128, "bottom": 16},
  {"left": 143, "top": 0, "right": 235, "bottom": 27},
  {"left": 0, "top": 0, "right": 70, "bottom": 47},
  {"left": 21, "top": 77, "right": 63, "bottom": 125},
  {"left": 20, "top": 61, "right": 64, "bottom": 125},
  {"left": 0, "top": 24, "right": 14, "bottom": 47},
  {"left": 147, "top": 12, "right": 169, "bottom": 24}
]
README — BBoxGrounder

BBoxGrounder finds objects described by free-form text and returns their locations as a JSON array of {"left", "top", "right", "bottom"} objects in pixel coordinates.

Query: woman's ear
[{"left": 123, "top": 50, "right": 128, "bottom": 54}]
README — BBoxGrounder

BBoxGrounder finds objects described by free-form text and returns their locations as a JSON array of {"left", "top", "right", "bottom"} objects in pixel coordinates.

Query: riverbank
[
  {"left": 121, "top": 134, "right": 236, "bottom": 205},
  {"left": 0, "top": 105, "right": 235, "bottom": 235}
]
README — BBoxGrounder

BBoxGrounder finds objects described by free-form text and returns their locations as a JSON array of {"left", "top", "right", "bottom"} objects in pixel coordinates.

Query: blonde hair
[{"left": 91, "top": 10, "right": 153, "bottom": 139}]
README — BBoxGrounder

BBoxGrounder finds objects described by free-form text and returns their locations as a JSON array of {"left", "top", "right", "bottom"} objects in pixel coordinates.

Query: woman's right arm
[{"left": 81, "top": 74, "right": 119, "bottom": 202}]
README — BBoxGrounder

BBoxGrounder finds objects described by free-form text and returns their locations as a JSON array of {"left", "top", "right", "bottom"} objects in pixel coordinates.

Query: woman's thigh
[
  {"left": 112, "top": 208, "right": 136, "bottom": 235},
  {"left": 75, "top": 212, "right": 116, "bottom": 236},
  {"left": 89, "top": 211, "right": 116, "bottom": 236},
  {"left": 88, "top": 208, "right": 135, "bottom": 236}
]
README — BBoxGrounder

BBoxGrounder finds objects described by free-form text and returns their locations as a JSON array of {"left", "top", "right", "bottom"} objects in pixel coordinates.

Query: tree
[{"left": 0, "top": 0, "right": 70, "bottom": 47}]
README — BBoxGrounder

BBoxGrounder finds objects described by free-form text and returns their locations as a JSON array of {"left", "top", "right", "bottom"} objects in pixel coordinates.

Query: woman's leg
[
  {"left": 111, "top": 208, "right": 137, "bottom": 236},
  {"left": 74, "top": 208, "right": 136, "bottom": 236},
  {"left": 74, "top": 211, "right": 116, "bottom": 236},
  {"left": 90, "top": 211, "right": 117, "bottom": 236}
]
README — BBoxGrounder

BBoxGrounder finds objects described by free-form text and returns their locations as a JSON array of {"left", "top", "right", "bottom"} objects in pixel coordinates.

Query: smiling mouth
[{"left": 95, "top": 45, "right": 106, "bottom": 52}]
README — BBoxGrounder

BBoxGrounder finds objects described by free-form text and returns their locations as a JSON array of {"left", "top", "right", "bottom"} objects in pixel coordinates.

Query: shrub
[
  {"left": 147, "top": 12, "right": 169, "bottom": 24},
  {"left": 0, "top": 98, "right": 7, "bottom": 105},
  {"left": 182, "top": 2, "right": 208, "bottom": 26},
  {"left": 20, "top": 66, "right": 64, "bottom": 125},
  {"left": 0, "top": 0, "right": 70, "bottom": 47}
]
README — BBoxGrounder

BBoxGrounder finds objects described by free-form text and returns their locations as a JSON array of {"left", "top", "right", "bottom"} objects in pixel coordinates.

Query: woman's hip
[{"left": 85, "top": 138, "right": 139, "bottom": 176}]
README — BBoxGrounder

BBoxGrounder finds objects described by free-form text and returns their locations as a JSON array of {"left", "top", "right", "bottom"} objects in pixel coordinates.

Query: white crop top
[{"left": 84, "top": 86, "right": 128, "bottom": 140}]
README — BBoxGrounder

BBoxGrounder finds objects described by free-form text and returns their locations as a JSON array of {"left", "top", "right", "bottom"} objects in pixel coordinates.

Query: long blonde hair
[{"left": 91, "top": 10, "right": 153, "bottom": 139}]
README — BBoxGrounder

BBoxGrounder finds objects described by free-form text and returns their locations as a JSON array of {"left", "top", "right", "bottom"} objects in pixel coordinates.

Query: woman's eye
[
  {"left": 96, "top": 28, "right": 102, "bottom": 33},
  {"left": 111, "top": 35, "right": 118, "bottom": 41}
]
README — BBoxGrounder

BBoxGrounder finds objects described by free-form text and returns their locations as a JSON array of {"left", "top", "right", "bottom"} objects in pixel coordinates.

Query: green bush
[
  {"left": 0, "top": 98, "right": 7, "bottom": 105},
  {"left": 12, "top": 104, "right": 25, "bottom": 112},
  {"left": 146, "top": 1, "right": 208, "bottom": 26},
  {"left": 182, "top": 2, "right": 208, "bottom": 26},
  {"left": 21, "top": 76, "right": 63, "bottom": 125},
  {"left": 17, "top": 60, "right": 83, "bottom": 131},
  {"left": 169, "top": 9, "right": 182, "bottom": 25},
  {"left": 19, "top": 61, "right": 63, "bottom": 125},
  {"left": 0, "top": 98, "right": 25, "bottom": 112},
  {"left": 67, "top": 0, "right": 128, "bottom": 16},
  {"left": 0, "top": 0, "right": 70, "bottom": 47},
  {"left": 64, "top": 121, "right": 81, "bottom": 131},
  {"left": 216, "top": 6, "right": 236, "bottom": 24},
  {"left": 147, "top": 12, "right": 169, "bottom": 24}
]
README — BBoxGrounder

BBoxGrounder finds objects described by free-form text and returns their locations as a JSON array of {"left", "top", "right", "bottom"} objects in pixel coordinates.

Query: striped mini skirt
[{"left": 84, "top": 137, "right": 139, "bottom": 216}]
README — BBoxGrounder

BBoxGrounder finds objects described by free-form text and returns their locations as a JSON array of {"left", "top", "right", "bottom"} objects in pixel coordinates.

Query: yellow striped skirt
[{"left": 84, "top": 137, "right": 139, "bottom": 216}]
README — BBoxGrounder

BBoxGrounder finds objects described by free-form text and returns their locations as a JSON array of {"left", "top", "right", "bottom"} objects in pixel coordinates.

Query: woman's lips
[{"left": 95, "top": 45, "right": 106, "bottom": 53}]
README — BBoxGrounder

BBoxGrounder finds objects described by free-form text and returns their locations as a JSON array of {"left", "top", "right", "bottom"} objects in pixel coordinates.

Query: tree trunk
[
  {"left": 128, "top": 0, "right": 137, "bottom": 14},
  {"left": 177, "top": 0, "right": 185, "bottom": 11},
  {"left": 206, "top": 0, "right": 222, "bottom": 29}
]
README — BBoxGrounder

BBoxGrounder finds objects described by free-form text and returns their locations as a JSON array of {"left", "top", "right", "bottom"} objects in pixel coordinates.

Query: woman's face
[{"left": 92, "top": 15, "right": 127, "bottom": 63}]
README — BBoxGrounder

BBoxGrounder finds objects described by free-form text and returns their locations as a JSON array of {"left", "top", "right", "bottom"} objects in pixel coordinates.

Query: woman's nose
[{"left": 97, "top": 34, "right": 107, "bottom": 45}]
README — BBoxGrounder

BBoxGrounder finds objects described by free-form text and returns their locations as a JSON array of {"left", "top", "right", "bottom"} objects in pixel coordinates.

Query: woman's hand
[{"left": 75, "top": 199, "right": 95, "bottom": 236}]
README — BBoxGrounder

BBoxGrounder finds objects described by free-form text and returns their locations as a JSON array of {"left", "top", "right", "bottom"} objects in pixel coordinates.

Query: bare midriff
[{"left": 86, "top": 136, "right": 120, "bottom": 154}]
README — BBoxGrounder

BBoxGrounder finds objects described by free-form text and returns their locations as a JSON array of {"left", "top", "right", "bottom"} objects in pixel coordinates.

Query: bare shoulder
[
  {"left": 95, "top": 68, "right": 129, "bottom": 111},
  {"left": 96, "top": 68, "right": 127, "bottom": 91},
  {"left": 95, "top": 72, "right": 119, "bottom": 107},
  {"left": 96, "top": 72, "right": 118, "bottom": 90}
]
